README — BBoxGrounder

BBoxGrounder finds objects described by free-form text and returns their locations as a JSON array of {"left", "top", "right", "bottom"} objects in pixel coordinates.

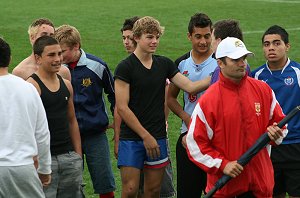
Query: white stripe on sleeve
[{"left": 187, "top": 104, "right": 222, "bottom": 169}]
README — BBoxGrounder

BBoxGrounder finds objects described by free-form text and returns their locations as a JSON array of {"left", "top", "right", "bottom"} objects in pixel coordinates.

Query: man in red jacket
[{"left": 186, "top": 37, "right": 287, "bottom": 198}]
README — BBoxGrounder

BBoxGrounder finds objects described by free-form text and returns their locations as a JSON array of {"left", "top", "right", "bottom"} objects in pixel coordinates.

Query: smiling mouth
[{"left": 52, "top": 64, "right": 61, "bottom": 67}]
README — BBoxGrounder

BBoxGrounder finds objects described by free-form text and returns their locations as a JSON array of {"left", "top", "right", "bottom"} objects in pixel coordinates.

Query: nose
[
  {"left": 268, "top": 43, "right": 276, "bottom": 51},
  {"left": 124, "top": 38, "right": 129, "bottom": 44},
  {"left": 152, "top": 37, "right": 159, "bottom": 44},
  {"left": 199, "top": 37, "right": 206, "bottom": 44},
  {"left": 237, "top": 58, "right": 247, "bottom": 67},
  {"left": 56, "top": 54, "right": 62, "bottom": 62}
]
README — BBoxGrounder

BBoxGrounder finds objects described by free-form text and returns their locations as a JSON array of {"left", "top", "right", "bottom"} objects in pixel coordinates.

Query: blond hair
[
  {"left": 54, "top": 24, "right": 81, "bottom": 48},
  {"left": 132, "top": 16, "right": 164, "bottom": 38},
  {"left": 28, "top": 18, "right": 54, "bottom": 37}
]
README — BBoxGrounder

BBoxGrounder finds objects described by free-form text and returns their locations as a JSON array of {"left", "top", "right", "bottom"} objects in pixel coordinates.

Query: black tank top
[{"left": 31, "top": 74, "right": 73, "bottom": 155}]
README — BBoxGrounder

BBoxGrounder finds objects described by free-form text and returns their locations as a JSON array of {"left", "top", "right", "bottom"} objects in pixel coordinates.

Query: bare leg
[
  {"left": 121, "top": 166, "right": 141, "bottom": 198},
  {"left": 143, "top": 167, "right": 165, "bottom": 198}
]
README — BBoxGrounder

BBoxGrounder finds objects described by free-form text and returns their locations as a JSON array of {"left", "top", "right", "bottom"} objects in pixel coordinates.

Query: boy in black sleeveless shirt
[{"left": 27, "top": 36, "right": 84, "bottom": 198}]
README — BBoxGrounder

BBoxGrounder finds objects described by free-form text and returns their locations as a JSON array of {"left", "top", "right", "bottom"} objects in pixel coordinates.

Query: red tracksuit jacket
[{"left": 186, "top": 73, "right": 287, "bottom": 198}]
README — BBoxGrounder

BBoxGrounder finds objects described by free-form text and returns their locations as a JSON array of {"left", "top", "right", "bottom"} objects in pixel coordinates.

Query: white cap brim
[{"left": 226, "top": 50, "right": 254, "bottom": 59}]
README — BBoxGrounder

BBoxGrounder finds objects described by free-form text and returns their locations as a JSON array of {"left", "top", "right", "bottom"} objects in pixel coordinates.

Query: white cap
[{"left": 215, "top": 37, "right": 254, "bottom": 59}]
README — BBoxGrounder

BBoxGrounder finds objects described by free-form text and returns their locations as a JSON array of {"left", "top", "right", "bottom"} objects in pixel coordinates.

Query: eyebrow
[
  {"left": 264, "top": 39, "right": 281, "bottom": 43},
  {"left": 194, "top": 33, "right": 211, "bottom": 36},
  {"left": 47, "top": 51, "right": 61, "bottom": 55}
]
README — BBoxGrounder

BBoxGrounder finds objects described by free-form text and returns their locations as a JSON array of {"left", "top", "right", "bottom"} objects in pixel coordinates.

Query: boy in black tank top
[{"left": 27, "top": 35, "right": 84, "bottom": 198}]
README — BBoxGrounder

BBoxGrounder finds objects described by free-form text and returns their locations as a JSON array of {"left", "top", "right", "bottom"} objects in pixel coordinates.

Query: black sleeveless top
[{"left": 31, "top": 74, "right": 73, "bottom": 155}]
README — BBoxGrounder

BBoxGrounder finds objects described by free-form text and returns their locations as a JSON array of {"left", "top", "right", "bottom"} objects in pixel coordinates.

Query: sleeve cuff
[
  {"left": 37, "top": 164, "right": 52, "bottom": 175},
  {"left": 219, "top": 158, "right": 229, "bottom": 173}
]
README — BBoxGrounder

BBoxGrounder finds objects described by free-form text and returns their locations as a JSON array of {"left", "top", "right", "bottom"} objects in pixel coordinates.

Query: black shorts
[
  {"left": 273, "top": 167, "right": 300, "bottom": 196},
  {"left": 176, "top": 132, "right": 207, "bottom": 198},
  {"left": 272, "top": 144, "right": 300, "bottom": 196}
]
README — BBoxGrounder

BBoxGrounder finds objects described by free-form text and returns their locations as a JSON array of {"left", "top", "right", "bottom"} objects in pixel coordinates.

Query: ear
[
  {"left": 216, "top": 38, "right": 222, "bottom": 47},
  {"left": 286, "top": 43, "right": 291, "bottom": 52},
  {"left": 35, "top": 54, "right": 42, "bottom": 65},
  {"left": 30, "top": 34, "right": 36, "bottom": 45},
  {"left": 217, "top": 59, "right": 225, "bottom": 69},
  {"left": 74, "top": 43, "right": 80, "bottom": 50},
  {"left": 133, "top": 35, "right": 140, "bottom": 43},
  {"left": 187, "top": 32, "right": 192, "bottom": 41}
]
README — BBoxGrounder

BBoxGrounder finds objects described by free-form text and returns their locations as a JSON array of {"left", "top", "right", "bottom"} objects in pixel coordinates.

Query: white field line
[
  {"left": 244, "top": 27, "right": 300, "bottom": 34},
  {"left": 250, "top": 0, "right": 300, "bottom": 3}
]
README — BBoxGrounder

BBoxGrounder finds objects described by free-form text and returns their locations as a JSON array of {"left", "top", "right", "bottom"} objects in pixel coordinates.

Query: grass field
[{"left": 1, "top": 0, "right": 300, "bottom": 197}]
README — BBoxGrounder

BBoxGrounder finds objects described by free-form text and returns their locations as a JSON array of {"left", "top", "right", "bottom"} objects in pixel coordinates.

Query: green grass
[{"left": 1, "top": 0, "right": 299, "bottom": 197}]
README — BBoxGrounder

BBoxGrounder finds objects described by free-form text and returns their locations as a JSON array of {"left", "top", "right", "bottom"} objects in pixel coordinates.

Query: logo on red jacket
[{"left": 255, "top": 102, "right": 261, "bottom": 116}]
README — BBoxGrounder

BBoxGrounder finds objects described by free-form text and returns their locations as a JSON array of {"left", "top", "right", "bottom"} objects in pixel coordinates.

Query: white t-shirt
[{"left": 0, "top": 74, "right": 51, "bottom": 174}]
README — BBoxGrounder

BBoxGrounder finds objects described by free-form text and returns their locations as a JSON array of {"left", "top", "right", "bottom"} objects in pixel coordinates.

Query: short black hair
[
  {"left": 0, "top": 37, "right": 11, "bottom": 68},
  {"left": 33, "top": 35, "right": 59, "bottom": 56},
  {"left": 213, "top": 19, "right": 243, "bottom": 41},
  {"left": 262, "top": 25, "right": 289, "bottom": 44},
  {"left": 120, "top": 16, "right": 140, "bottom": 32},
  {"left": 188, "top": 13, "right": 212, "bottom": 34}
]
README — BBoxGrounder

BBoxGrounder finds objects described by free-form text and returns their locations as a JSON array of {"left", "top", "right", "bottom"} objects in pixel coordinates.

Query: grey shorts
[
  {"left": 0, "top": 164, "right": 45, "bottom": 198},
  {"left": 43, "top": 151, "right": 84, "bottom": 198}
]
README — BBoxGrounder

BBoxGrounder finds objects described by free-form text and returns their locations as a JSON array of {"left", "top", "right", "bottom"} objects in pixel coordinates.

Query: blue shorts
[{"left": 118, "top": 138, "right": 169, "bottom": 169}]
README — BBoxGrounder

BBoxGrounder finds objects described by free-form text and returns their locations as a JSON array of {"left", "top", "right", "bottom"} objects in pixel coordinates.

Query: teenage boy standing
[
  {"left": 27, "top": 35, "right": 83, "bottom": 198},
  {"left": 119, "top": 16, "right": 176, "bottom": 198},
  {"left": 252, "top": 25, "right": 300, "bottom": 198},
  {"left": 115, "top": 16, "right": 210, "bottom": 198},
  {"left": 54, "top": 25, "right": 116, "bottom": 198},
  {"left": 0, "top": 37, "right": 51, "bottom": 198},
  {"left": 167, "top": 13, "right": 217, "bottom": 198},
  {"left": 13, "top": 18, "right": 70, "bottom": 81}
]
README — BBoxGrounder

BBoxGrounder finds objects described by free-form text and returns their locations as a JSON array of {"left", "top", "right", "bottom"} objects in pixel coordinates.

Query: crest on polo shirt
[
  {"left": 284, "top": 76, "right": 294, "bottom": 86},
  {"left": 255, "top": 102, "right": 261, "bottom": 116},
  {"left": 82, "top": 78, "right": 92, "bottom": 87},
  {"left": 183, "top": 70, "right": 189, "bottom": 77}
]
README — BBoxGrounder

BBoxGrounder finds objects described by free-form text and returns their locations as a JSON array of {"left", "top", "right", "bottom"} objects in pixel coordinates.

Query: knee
[
  {"left": 144, "top": 185, "right": 160, "bottom": 197},
  {"left": 122, "top": 182, "right": 139, "bottom": 197}
]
